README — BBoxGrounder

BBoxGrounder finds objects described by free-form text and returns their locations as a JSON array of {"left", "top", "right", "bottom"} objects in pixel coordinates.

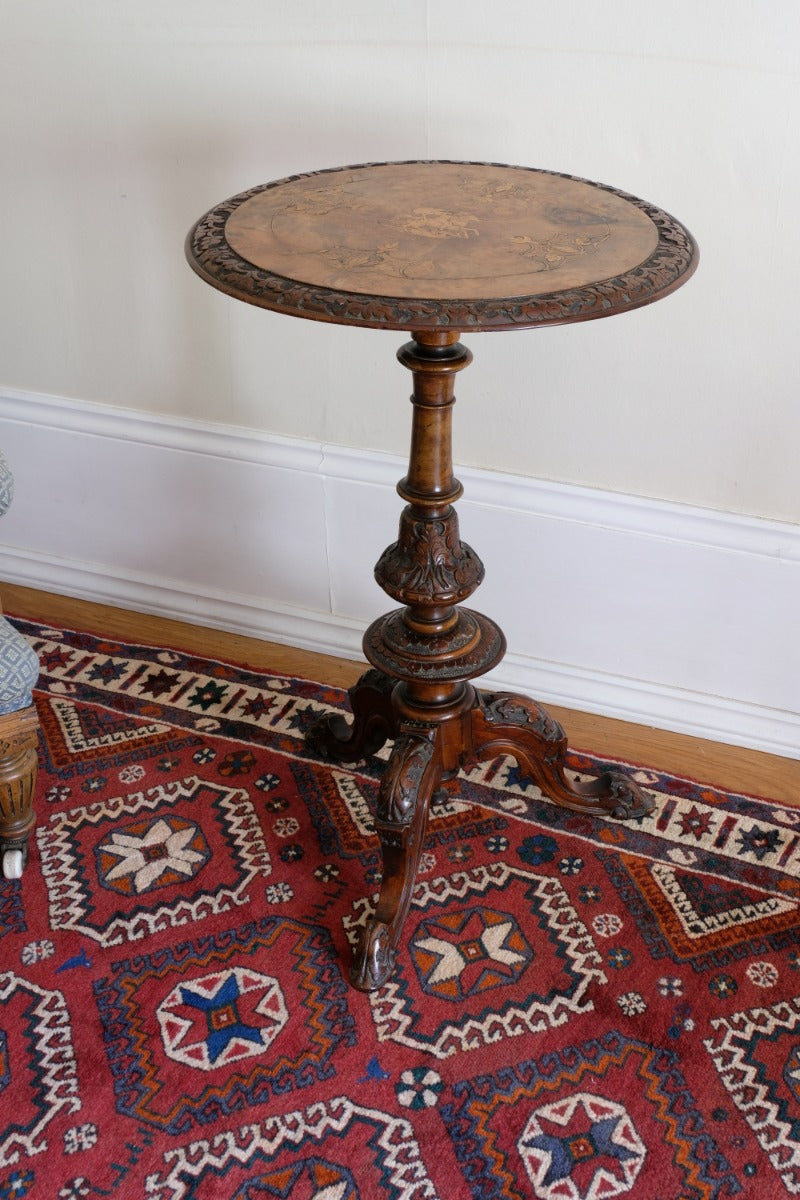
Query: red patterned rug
[{"left": 1, "top": 618, "right": 799, "bottom": 1199}]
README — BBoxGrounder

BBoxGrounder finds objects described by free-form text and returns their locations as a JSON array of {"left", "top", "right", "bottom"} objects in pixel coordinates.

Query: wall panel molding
[{"left": 1, "top": 387, "right": 798, "bottom": 759}]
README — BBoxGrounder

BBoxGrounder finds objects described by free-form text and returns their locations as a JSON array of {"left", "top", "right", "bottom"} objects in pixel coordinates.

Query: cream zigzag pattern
[
  {"left": 345, "top": 863, "right": 606, "bottom": 1059},
  {"left": 338, "top": 761, "right": 800, "bottom": 885},
  {"left": 145, "top": 1096, "right": 436, "bottom": 1200},
  {"left": 47, "top": 695, "right": 171, "bottom": 752},
  {"left": 0, "top": 973, "right": 81, "bottom": 1166},
  {"left": 705, "top": 997, "right": 800, "bottom": 1194},
  {"left": 32, "top": 636, "right": 319, "bottom": 738},
  {"left": 649, "top": 862, "right": 797, "bottom": 939}
]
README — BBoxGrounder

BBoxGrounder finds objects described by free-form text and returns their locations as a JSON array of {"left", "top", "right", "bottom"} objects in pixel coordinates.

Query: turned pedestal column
[{"left": 309, "top": 331, "right": 652, "bottom": 990}]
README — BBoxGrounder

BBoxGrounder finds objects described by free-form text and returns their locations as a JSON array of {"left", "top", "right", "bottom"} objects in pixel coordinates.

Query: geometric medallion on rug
[{"left": 1, "top": 617, "right": 799, "bottom": 1197}]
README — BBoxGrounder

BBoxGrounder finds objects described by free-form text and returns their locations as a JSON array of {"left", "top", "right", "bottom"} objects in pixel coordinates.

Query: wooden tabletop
[{"left": 186, "top": 161, "right": 697, "bottom": 331}]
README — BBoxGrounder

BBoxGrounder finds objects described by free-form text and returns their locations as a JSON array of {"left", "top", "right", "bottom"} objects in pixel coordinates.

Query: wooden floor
[{"left": 3, "top": 582, "right": 799, "bottom": 805}]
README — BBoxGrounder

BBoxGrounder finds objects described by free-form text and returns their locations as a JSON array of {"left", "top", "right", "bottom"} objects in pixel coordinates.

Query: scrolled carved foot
[
  {"left": 535, "top": 765, "right": 654, "bottom": 821},
  {"left": 596, "top": 770, "right": 654, "bottom": 820},
  {"left": 350, "top": 919, "right": 395, "bottom": 991},
  {"left": 305, "top": 668, "right": 396, "bottom": 763},
  {"left": 554, "top": 766, "right": 653, "bottom": 820}
]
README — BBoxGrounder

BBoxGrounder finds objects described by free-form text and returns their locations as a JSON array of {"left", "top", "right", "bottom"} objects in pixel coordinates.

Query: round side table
[{"left": 186, "top": 160, "right": 697, "bottom": 990}]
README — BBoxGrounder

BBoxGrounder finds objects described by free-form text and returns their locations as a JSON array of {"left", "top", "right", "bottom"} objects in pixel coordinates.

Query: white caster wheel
[{"left": 2, "top": 849, "right": 24, "bottom": 880}]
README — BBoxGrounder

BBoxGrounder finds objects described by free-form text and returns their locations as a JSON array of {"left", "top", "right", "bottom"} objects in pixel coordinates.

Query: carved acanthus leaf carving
[
  {"left": 375, "top": 510, "right": 484, "bottom": 606},
  {"left": 375, "top": 733, "right": 435, "bottom": 826},
  {"left": 483, "top": 694, "right": 564, "bottom": 743}
]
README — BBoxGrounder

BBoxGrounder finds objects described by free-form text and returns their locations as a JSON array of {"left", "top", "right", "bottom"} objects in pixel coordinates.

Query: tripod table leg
[
  {"left": 470, "top": 692, "right": 653, "bottom": 820},
  {"left": 306, "top": 668, "right": 397, "bottom": 764},
  {"left": 350, "top": 729, "right": 442, "bottom": 991}
]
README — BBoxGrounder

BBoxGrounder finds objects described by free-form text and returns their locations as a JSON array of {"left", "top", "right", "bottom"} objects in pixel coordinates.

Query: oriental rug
[{"left": 1, "top": 617, "right": 799, "bottom": 1199}]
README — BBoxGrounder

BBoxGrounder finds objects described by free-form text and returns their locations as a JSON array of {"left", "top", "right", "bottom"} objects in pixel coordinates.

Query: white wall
[
  {"left": 2, "top": 397, "right": 799, "bottom": 758},
  {"left": 2, "top": 3, "right": 800, "bottom": 758},
  {"left": 2, "top": 1, "right": 799, "bottom": 521}
]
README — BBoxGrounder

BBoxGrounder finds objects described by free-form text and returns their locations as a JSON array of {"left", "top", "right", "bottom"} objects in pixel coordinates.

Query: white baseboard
[{"left": 1, "top": 387, "right": 799, "bottom": 761}]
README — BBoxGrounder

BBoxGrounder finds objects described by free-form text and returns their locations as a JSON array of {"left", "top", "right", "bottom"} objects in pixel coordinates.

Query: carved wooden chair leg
[
  {"left": 350, "top": 729, "right": 441, "bottom": 991},
  {"left": 0, "top": 706, "right": 40, "bottom": 880},
  {"left": 306, "top": 668, "right": 397, "bottom": 763},
  {"left": 470, "top": 692, "right": 653, "bottom": 820}
]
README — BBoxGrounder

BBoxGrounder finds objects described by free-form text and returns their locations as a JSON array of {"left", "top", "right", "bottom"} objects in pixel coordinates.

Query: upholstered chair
[{"left": 0, "top": 449, "right": 40, "bottom": 879}]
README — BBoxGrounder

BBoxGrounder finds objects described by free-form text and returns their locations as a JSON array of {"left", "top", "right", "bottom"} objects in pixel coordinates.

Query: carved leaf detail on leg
[
  {"left": 350, "top": 729, "right": 441, "bottom": 991},
  {"left": 375, "top": 733, "right": 435, "bottom": 825}
]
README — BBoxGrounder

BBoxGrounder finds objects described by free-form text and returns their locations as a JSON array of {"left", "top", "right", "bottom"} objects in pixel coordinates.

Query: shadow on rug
[{"left": 1, "top": 618, "right": 799, "bottom": 1198}]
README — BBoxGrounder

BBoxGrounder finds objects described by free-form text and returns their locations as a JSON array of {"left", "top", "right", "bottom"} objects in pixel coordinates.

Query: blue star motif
[
  {"left": 504, "top": 762, "right": 534, "bottom": 791},
  {"left": 522, "top": 1114, "right": 641, "bottom": 1186},
  {"left": 180, "top": 975, "right": 265, "bottom": 1064},
  {"left": 88, "top": 658, "right": 128, "bottom": 684},
  {"left": 736, "top": 825, "right": 783, "bottom": 861}
]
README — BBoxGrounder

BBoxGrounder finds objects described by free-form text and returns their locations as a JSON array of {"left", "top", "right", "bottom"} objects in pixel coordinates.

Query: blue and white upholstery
[
  {"left": 0, "top": 451, "right": 39, "bottom": 713},
  {"left": 0, "top": 448, "right": 13, "bottom": 516},
  {"left": 0, "top": 620, "right": 39, "bottom": 714},
  {"left": 1, "top": 449, "right": 40, "bottom": 878}
]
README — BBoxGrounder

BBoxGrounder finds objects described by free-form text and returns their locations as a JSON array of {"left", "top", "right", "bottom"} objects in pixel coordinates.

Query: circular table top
[{"left": 186, "top": 161, "right": 697, "bottom": 332}]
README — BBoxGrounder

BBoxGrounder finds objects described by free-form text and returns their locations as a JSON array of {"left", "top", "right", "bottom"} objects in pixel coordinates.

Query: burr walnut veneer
[{"left": 186, "top": 160, "right": 698, "bottom": 990}]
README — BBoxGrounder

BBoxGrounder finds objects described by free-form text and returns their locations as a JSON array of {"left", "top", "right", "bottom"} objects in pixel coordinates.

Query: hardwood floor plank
[{"left": 3, "top": 581, "right": 798, "bottom": 804}]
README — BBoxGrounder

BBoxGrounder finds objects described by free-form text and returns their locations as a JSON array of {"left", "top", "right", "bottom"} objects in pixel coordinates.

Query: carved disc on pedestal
[{"left": 364, "top": 608, "right": 506, "bottom": 684}]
